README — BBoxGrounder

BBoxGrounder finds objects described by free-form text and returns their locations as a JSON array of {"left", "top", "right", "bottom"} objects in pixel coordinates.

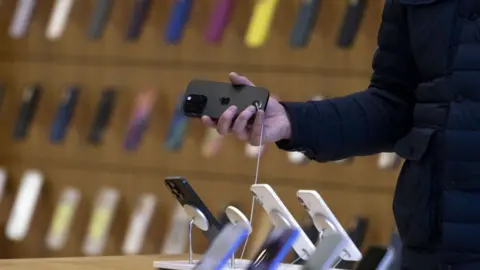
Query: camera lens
[{"left": 183, "top": 94, "right": 207, "bottom": 116}]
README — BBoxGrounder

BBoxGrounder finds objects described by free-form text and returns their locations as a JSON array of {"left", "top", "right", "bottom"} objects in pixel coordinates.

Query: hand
[{"left": 202, "top": 72, "right": 292, "bottom": 146}]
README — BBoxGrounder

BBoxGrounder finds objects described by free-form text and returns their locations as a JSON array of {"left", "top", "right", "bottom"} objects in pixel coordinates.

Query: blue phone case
[
  {"left": 165, "top": 0, "right": 193, "bottom": 44},
  {"left": 164, "top": 94, "right": 189, "bottom": 151},
  {"left": 50, "top": 87, "right": 80, "bottom": 143},
  {"left": 290, "top": 0, "right": 321, "bottom": 47}
]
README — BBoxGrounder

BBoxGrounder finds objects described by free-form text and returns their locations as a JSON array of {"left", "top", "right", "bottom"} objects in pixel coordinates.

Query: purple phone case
[{"left": 205, "top": 0, "right": 235, "bottom": 43}]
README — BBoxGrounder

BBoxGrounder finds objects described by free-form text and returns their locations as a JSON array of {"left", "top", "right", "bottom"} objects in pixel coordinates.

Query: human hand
[{"left": 201, "top": 72, "right": 292, "bottom": 146}]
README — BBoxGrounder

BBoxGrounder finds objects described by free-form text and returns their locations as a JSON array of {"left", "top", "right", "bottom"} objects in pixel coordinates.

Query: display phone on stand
[
  {"left": 5, "top": 170, "right": 43, "bottom": 241},
  {"left": 296, "top": 190, "right": 362, "bottom": 262},
  {"left": 182, "top": 79, "right": 270, "bottom": 121},
  {"left": 193, "top": 223, "right": 249, "bottom": 270},
  {"left": 250, "top": 184, "right": 315, "bottom": 260},
  {"left": 247, "top": 227, "right": 299, "bottom": 270},
  {"left": 164, "top": 177, "right": 222, "bottom": 242},
  {"left": 356, "top": 246, "right": 394, "bottom": 270}
]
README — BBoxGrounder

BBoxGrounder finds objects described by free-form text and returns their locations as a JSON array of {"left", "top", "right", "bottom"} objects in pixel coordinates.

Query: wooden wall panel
[{"left": 0, "top": 0, "right": 398, "bottom": 259}]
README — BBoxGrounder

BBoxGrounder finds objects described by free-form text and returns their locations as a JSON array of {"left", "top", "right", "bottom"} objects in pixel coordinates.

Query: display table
[{"left": 0, "top": 255, "right": 192, "bottom": 270}]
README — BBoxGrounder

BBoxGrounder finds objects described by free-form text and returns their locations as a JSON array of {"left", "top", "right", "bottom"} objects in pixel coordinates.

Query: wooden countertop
[{"left": 0, "top": 255, "right": 190, "bottom": 270}]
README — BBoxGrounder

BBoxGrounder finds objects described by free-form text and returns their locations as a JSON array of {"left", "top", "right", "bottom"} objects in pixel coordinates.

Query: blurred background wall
[{"left": 0, "top": 0, "right": 399, "bottom": 260}]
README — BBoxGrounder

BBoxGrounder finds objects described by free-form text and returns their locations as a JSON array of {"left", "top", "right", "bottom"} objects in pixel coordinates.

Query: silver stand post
[{"left": 188, "top": 218, "right": 195, "bottom": 264}]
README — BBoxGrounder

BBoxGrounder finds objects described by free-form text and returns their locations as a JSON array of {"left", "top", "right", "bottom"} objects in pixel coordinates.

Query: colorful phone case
[
  {"left": 205, "top": 0, "right": 235, "bottom": 43},
  {"left": 46, "top": 0, "right": 76, "bottom": 40},
  {"left": 9, "top": 0, "right": 37, "bottom": 39},
  {"left": 13, "top": 85, "right": 42, "bottom": 139},
  {"left": 290, "top": 0, "right": 321, "bottom": 48},
  {"left": 165, "top": 0, "right": 193, "bottom": 44},
  {"left": 245, "top": 0, "right": 279, "bottom": 48},
  {"left": 87, "top": 0, "right": 114, "bottom": 39},
  {"left": 88, "top": 89, "right": 116, "bottom": 145},
  {"left": 50, "top": 86, "right": 80, "bottom": 143},
  {"left": 124, "top": 90, "right": 157, "bottom": 151},
  {"left": 337, "top": 0, "right": 366, "bottom": 48},
  {"left": 45, "top": 187, "right": 81, "bottom": 251},
  {"left": 164, "top": 95, "right": 189, "bottom": 151},
  {"left": 125, "top": 0, "right": 151, "bottom": 41}
]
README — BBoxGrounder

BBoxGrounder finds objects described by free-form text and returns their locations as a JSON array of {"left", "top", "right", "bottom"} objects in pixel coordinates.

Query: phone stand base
[{"left": 153, "top": 259, "right": 304, "bottom": 270}]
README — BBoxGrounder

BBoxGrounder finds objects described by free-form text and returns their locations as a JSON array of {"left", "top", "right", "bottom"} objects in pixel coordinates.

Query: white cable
[{"left": 239, "top": 106, "right": 265, "bottom": 259}]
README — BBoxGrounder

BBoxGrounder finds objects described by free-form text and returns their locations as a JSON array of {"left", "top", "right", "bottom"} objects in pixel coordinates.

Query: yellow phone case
[{"left": 245, "top": 0, "right": 279, "bottom": 48}]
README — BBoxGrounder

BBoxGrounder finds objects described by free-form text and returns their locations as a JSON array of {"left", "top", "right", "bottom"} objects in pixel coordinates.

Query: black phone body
[
  {"left": 182, "top": 79, "right": 270, "bottom": 120},
  {"left": 165, "top": 177, "right": 222, "bottom": 243}
]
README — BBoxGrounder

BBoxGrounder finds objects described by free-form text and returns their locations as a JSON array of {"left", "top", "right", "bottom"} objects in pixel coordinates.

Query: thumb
[{"left": 229, "top": 72, "right": 255, "bottom": 86}]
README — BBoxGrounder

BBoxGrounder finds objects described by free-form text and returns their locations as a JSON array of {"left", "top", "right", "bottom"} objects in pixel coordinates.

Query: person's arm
[{"left": 276, "top": 0, "right": 420, "bottom": 162}]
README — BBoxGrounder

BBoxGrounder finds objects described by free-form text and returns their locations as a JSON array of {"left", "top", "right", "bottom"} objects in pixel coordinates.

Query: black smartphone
[
  {"left": 247, "top": 228, "right": 299, "bottom": 270},
  {"left": 182, "top": 79, "right": 270, "bottom": 120},
  {"left": 164, "top": 177, "right": 222, "bottom": 243},
  {"left": 356, "top": 246, "right": 392, "bottom": 270}
]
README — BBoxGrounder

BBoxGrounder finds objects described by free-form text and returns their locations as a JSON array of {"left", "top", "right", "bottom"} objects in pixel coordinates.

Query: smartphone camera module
[{"left": 183, "top": 94, "right": 207, "bottom": 116}]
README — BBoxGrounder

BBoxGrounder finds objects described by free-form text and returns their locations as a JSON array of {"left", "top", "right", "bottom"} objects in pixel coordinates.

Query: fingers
[
  {"left": 216, "top": 106, "right": 237, "bottom": 135},
  {"left": 249, "top": 110, "right": 265, "bottom": 146},
  {"left": 201, "top": 116, "right": 215, "bottom": 128},
  {"left": 229, "top": 72, "right": 254, "bottom": 86},
  {"left": 232, "top": 105, "right": 256, "bottom": 141}
]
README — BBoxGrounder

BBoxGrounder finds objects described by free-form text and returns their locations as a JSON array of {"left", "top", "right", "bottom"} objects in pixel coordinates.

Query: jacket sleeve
[{"left": 276, "top": 0, "right": 420, "bottom": 162}]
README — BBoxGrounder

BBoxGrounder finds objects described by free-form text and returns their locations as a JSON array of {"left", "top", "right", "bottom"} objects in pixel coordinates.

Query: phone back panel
[
  {"left": 183, "top": 79, "right": 269, "bottom": 119},
  {"left": 164, "top": 177, "right": 221, "bottom": 242}
]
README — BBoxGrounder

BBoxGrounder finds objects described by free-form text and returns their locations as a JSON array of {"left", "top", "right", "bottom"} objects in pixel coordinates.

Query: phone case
[
  {"left": 13, "top": 85, "right": 42, "bottom": 139},
  {"left": 183, "top": 79, "right": 269, "bottom": 119},
  {"left": 5, "top": 170, "right": 43, "bottom": 241},
  {"left": 122, "top": 194, "right": 157, "bottom": 254},
  {"left": 87, "top": 0, "right": 114, "bottom": 39},
  {"left": 124, "top": 90, "right": 157, "bottom": 151},
  {"left": 245, "top": 0, "right": 279, "bottom": 48},
  {"left": 45, "top": 187, "right": 81, "bottom": 250},
  {"left": 9, "top": 0, "right": 37, "bottom": 39},
  {"left": 337, "top": 0, "right": 366, "bottom": 48},
  {"left": 205, "top": 0, "right": 235, "bottom": 43},
  {"left": 160, "top": 202, "right": 190, "bottom": 254},
  {"left": 296, "top": 190, "right": 362, "bottom": 261},
  {"left": 88, "top": 89, "right": 116, "bottom": 144},
  {"left": 125, "top": 0, "right": 151, "bottom": 41},
  {"left": 82, "top": 188, "right": 119, "bottom": 256},
  {"left": 250, "top": 184, "right": 315, "bottom": 260},
  {"left": 50, "top": 86, "right": 80, "bottom": 143},
  {"left": 46, "top": 0, "right": 76, "bottom": 40},
  {"left": 164, "top": 177, "right": 222, "bottom": 243},
  {"left": 290, "top": 0, "right": 321, "bottom": 48},
  {"left": 165, "top": 0, "right": 193, "bottom": 44},
  {"left": 164, "top": 94, "right": 189, "bottom": 151}
]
